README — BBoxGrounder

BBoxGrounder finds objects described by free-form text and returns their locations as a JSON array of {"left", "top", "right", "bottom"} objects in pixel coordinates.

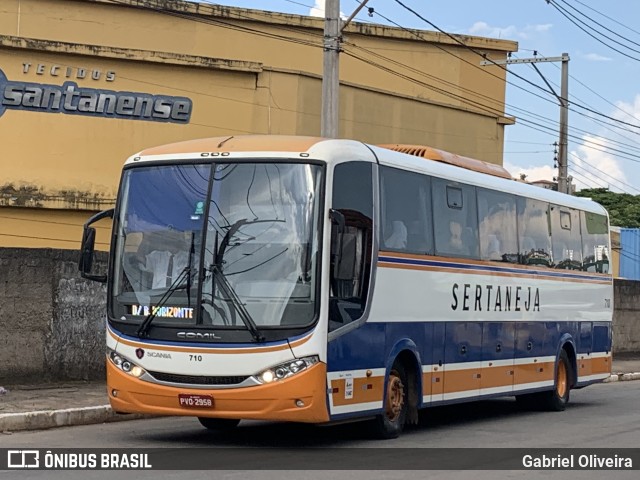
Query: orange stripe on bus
[
  {"left": 330, "top": 377, "right": 384, "bottom": 407},
  {"left": 513, "top": 361, "right": 555, "bottom": 384},
  {"left": 590, "top": 356, "right": 612, "bottom": 375}
]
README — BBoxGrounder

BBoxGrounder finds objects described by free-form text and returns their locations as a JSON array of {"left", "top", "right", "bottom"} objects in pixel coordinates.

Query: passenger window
[
  {"left": 517, "top": 197, "right": 552, "bottom": 267},
  {"left": 581, "top": 211, "right": 610, "bottom": 273},
  {"left": 380, "top": 166, "right": 433, "bottom": 254},
  {"left": 432, "top": 179, "right": 479, "bottom": 258},
  {"left": 329, "top": 162, "right": 373, "bottom": 332},
  {"left": 477, "top": 189, "right": 518, "bottom": 262},
  {"left": 550, "top": 205, "right": 582, "bottom": 269}
]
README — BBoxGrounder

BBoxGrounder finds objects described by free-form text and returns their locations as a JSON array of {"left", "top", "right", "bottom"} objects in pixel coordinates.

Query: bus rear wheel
[
  {"left": 540, "top": 349, "right": 572, "bottom": 411},
  {"left": 198, "top": 417, "right": 240, "bottom": 430},
  {"left": 372, "top": 363, "right": 408, "bottom": 439}
]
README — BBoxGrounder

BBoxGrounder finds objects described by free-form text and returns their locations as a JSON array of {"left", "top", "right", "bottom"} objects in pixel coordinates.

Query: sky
[{"left": 203, "top": 0, "right": 640, "bottom": 194}]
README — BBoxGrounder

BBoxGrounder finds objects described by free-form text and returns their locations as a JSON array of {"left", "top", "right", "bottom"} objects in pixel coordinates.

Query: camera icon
[{"left": 7, "top": 450, "right": 40, "bottom": 469}]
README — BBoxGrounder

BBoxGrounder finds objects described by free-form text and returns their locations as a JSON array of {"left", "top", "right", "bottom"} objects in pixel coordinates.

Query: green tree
[{"left": 574, "top": 188, "right": 640, "bottom": 227}]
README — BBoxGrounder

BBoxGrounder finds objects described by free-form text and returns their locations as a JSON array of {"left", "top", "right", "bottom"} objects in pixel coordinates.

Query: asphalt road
[{"left": 2, "top": 381, "right": 639, "bottom": 480}]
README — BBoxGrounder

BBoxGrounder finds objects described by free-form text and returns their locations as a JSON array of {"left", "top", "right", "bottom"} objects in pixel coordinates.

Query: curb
[
  {"left": 602, "top": 372, "right": 640, "bottom": 383},
  {"left": 0, "top": 406, "right": 155, "bottom": 433}
]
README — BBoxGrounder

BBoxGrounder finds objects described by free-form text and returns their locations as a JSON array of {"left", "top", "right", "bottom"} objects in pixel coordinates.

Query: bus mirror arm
[{"left": 79, "top": 208, "right": 114, "bottom": 283}]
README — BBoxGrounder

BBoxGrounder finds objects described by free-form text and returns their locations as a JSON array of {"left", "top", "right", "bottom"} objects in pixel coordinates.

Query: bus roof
[{"left": 138, "top": 135, "right": 326, "bottom": 156}]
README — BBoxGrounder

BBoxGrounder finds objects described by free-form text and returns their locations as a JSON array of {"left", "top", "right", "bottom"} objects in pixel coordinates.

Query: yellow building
[{"left": 0, "top": 0, "right": 516, "bottom": 250}]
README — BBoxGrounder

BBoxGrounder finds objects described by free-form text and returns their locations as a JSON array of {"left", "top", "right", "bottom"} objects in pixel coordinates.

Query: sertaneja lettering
[{"left": 451, "top": 283, "right": 540, "bottom": 312}]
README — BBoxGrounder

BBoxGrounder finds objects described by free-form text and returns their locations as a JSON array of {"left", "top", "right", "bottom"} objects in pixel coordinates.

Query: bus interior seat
[
  {"left": 486, "top": 234, "right": 502, "bottom": 260},
  {"left": 407, "top": 221, "right": 429, "bottom": 252},
  {"left": 384, "top": 220, "right": 407, "bottom": 250}
]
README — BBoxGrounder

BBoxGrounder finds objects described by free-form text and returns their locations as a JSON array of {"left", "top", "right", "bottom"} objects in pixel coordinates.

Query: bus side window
[
  {"left": 380, "top": 166, "right": 433, "bottom": 255},
  {"left": 477, "top": 189, "right": 518, "bottom": 263},
  {"left": 517, "top": 197, "right": 552, "bottom": 267},
  {"left": 329, "top": 162, "right": 374, "bottom": 332},
  {"left": 432, "top": 179, "right": 479, "bottom": 258},
  {"left": 550, "top": 206, "right": 582, "bottom": 270},
  {"left": 581, "top": 211, "right": 610, "bottom": 273}
]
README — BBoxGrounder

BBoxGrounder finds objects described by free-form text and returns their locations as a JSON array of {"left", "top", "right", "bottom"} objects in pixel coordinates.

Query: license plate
[{"left": 178, "top": 394, "right": 213, "bottom": 409}]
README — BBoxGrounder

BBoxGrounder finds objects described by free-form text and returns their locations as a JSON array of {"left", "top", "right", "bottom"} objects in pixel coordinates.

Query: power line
[
  {"left": 545, "top": 0, "right": 640, "bottom": 62},
  {"left": 554, "top": 0, "right": 640, "bottom": 51},
  {"left": 572, "top": 0, "right": 640, "bottom": 38},
  {"left": 569, "top": 152, "right": 640, "bottom": 194}
]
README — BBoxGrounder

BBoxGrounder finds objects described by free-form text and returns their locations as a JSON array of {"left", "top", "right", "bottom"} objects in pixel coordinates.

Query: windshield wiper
[
  {"left": 206, "top": 218, "right": 284, "bottom": 342},
  {"left": 137, "top": 233, "right": 196, "bottom": 338}
]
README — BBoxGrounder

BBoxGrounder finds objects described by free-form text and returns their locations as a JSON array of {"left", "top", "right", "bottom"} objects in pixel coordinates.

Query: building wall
[
  {"left": 613, "top": 279, "right": 640, "bottom": 353},
  {"left": 0, "top": 248, "right": 108, "bottom": 383},
  {"left": 0, "top": 0, "right": 516, "bottom": 250}
]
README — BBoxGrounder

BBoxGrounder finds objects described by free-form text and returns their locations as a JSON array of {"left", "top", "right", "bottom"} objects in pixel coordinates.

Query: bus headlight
[
  {"left": 254, "top": 356, "right": 319, "bottom": 384},
  {"left": 108, "top": 349, "right": 146, "bottom": 378}
]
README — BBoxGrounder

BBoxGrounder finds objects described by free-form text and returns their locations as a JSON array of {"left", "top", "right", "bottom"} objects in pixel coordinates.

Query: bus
[{"left": 79, "top": 135, "right": 613, "bottom": 439}]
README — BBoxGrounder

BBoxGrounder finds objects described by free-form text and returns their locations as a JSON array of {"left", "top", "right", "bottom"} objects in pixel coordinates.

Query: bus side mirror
[
  {"left": 79, "top": 208, "right": 114, "bottom": 283},
  {"left": 80, "top": 227, "right": 97, "bottom": 272}
]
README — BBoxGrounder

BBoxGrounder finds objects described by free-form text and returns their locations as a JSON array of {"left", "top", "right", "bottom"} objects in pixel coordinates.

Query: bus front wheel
[
  {"left": 198, "top": 417, "right": 240, "bottom": 430},
  {"left": 372, "top": 362, "right": 408, "bottom": 439}
]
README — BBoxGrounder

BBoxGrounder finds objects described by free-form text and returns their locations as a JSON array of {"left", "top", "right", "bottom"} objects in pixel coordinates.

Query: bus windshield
[{"left": 110, "top": 162, "right": 323, "bottom": 334}]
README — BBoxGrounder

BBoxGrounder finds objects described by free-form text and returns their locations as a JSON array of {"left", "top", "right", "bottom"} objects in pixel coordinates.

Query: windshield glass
[
  {"left": 110, "top": 162, "right": 323, "bottom": 331},
  {"left": 202, "top": 163, "right": 322, "bottom": 328},
  {"left": 111, "top": 164, "right": 209, "bottom": 325}
]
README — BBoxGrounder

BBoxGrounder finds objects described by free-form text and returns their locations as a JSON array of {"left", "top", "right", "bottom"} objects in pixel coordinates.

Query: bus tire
[
  {"left": 372, "top": 362, "right": 408, "bottom": 439},
  {"left": 540, "top": 349, "right": 572, "bottom": 412},
  {"left": 198, "top": 417, "right": 240, "bottom": 430}
]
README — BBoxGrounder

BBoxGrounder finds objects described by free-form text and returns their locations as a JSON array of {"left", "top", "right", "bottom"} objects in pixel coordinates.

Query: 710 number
[{"left": 189, "top": 355, "right": 202, "bottom": 362}]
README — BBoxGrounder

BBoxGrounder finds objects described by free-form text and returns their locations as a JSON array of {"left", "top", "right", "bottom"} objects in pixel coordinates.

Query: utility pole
[
  {"left": 480, "top": 53, "right": 571, "bottom": 193},
  {"left": 557, "top": 53, "right": 570, "bottom": 195},
  {"left": 321, "top": 0, "right": 340, "bottom": 138},
  {"left": 320, "top": 0, "right": 371, "bottom": 138}
]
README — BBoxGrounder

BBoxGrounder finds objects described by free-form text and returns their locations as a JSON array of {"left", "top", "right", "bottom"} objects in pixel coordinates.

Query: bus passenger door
[
  {"left": 480, "top": 322, "right": 515, "bottom": 397},
  {"left": 443, "top": 322, "right": 482, "bottom": 402}
]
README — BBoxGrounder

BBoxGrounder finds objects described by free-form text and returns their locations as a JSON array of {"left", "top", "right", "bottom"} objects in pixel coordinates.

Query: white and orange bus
[{"left": 79, "top": 135, "right": 613, "bottom": 438}]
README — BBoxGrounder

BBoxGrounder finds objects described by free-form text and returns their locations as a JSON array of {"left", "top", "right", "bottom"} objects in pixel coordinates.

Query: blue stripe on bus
[
  {"left": 326, "top": 320, "right": 611, "bottom": 373},
  {"left": 378, "top": 255, "right": 611, "bottom": 282}
]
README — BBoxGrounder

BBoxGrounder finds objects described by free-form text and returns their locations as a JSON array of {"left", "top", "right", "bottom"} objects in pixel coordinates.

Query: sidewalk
[{"left": 1, "top": 355, "right": 639, "bottom": 433}]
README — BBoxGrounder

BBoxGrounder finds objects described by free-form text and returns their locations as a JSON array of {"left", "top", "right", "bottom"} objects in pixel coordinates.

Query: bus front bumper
[{"left": 106, "top": 361, "right": 330, "bottom": 423}]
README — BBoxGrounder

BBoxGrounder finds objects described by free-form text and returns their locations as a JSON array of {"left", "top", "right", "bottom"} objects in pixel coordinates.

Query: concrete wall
[
  {"left": 0, "top": 248, "right": 107, "bottom": 383},
  {"left": 1, "top": 248, "right": 638, "bottom": 383},
  {"left": 613, "top": 279, "right": 640, "bottom": 354}
]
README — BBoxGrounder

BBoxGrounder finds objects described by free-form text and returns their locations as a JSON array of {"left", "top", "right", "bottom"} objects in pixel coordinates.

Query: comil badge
[{"left": 0, "top": 67, "right": 192, "bottom": 123}]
